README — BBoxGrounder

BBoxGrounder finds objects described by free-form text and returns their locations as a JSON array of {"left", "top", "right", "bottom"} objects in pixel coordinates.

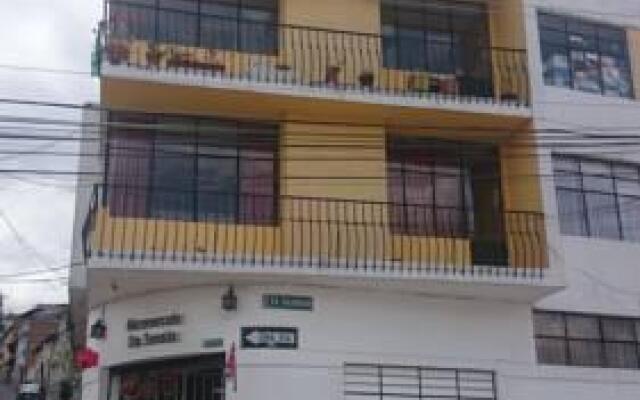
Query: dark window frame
[
  {"left": 386, "top": 136, "right": 503, "bottom": 238},
  {"left": 534, "top": 310, "right": 640, "bottom": 370},
  {"left": 108, "top": 0, "right": 279, "bottom": 54},
  {"left": 105, "top": 111, "right": 280, "bottom": 225},
  {"left": 538, "top": 11, "right": 634, "bottom": 98},
  {"left": 553, "top": 154, "right": 640, "bottom": 241},
  {"left": 380, "top": 0, "right": 490, "bottom": 74}
]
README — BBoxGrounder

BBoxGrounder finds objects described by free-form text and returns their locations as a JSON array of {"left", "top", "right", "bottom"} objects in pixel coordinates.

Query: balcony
[
  {"left": 94, "top": 0, "right": 531, "bottom": 110},
  {"left": 83, "top": 185, "right": 548, "bottom": 282}
]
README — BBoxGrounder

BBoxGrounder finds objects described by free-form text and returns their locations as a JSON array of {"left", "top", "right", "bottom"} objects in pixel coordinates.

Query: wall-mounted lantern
[
  {"left": 90, "top": 319, "right": 107, "bottom": 339},
  {"left": 222, "top": 286, "right": 238, "bottom": 312}
]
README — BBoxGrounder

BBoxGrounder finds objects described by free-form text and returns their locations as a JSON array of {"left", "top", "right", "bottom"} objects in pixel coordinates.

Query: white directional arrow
[{"left": 244, "top": 330, "right": 262, "bottom": 345}]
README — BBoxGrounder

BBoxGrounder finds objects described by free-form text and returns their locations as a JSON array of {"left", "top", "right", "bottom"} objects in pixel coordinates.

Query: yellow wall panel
[{"left": 628, "top": 29, "right": 640, "bottom": 100}]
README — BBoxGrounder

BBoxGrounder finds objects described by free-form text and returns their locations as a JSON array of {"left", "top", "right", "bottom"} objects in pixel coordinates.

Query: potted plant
[
  {"left": 206, "top": 49, "right": 225, "bottom": 74},
  {"left": 326, "top": 65, "right": 340, "bottom": 86},
  {"left": 146, "top": 44, "right": 165, "bottom": 68},
  {"left": 106, "top": 41, "right": 130, "bottom": 65},
  {"left": 359, "top": 71, "right": 375, "bottom": 88}
]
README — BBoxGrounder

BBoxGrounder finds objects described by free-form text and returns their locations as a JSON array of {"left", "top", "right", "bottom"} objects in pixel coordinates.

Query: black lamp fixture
[
  {"left": 222, "top": 286, "right": 238, "bottom": 312},
  {"left": 90, "top": 319, "right": 107, "bottom": 339}
]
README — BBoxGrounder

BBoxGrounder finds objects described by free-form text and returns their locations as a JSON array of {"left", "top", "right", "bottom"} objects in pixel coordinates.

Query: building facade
[
  {"left": 71, "top": 0, "right": 640, "bottom": 399},
  {"left": 26, "top": 316, "right": 76, "bottom": 400}
]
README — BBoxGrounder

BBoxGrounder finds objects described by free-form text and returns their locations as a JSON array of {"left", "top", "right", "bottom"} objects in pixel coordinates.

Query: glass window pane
[
  {"left": 616, "top": 178, "right": 640, "bottom": 196},
  {"left": 571, "top": 50, "right": 601, "bottom": 93},
  {"left": 157, "top": 10, "right": 198, "bottom": 45},
  {"left": 554, "top": 156, "right": 580, "bottom": 172},
  {"left": 540, "top": 28, "right": 567, "bottom": 46},
  {"left": 238, "top": 129, "right": 277, "bottom": 224},
  {"left": 151, "top": 131, "right": 197, "bottom": 219},
  {"left": 569, "top": 340, "right": 602, "bottom": 366},
  {"left": 603, "top": 343, "right": 638, "bottom": 369},
  {"left": 536, "top": 338, "right": 568, "bottom": 365},
  {"left": 619, "top": 196, "right": 640, "bottom": 242},
  {"left": 585, "top": 193, "right": 620, "bottom": 239},
  {"left": 542, "top": 45, "right": 571, "bottom": 88},
  {"left": 200, "top": 14, "right": 238, "bottom": 49},
  {"left": 581, "top": 160, "right": 613, "bottom": 191},
  {"left": 534, "top": 312, "right": 566, "bottom": 336},
  {"left": 158, "top": 0, "right": 198, "bottom": 12},
  {"left": 602, "top": 55, "right": 633, "bottom": 98},
  {"left": 538, "top": 13, "right": 565, "bottom": 31},
  {"left": 602, "top": 318, "right": 636, "bottom": 341},
  {"left": 567, "top": 315, "right": 600, "bottom": 339},
  {"left": 197, "top": 155, "right": 238, "bottom": 221},
  {"left": 110, "top": 3, "right": 157, "bottom": 41},
  {"left": 556, "top": 189, "right": 588, "bottom": 236}
]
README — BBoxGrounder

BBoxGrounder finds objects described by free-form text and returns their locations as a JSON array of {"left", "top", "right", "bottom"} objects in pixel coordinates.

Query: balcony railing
[
  {"left": 82, "top": 185, "right": 547, "bottom": 278},
  {"left": 95, "top": 1, "right": 530, "bottom": 107}
]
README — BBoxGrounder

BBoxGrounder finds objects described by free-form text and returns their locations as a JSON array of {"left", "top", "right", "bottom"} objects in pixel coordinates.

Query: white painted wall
[
  {"left": 83, "top": 284, "right": 537, "bottom": 400},
  {"left": 525, "top": 0, "right": 640, "bottom": 316},
  {"left": 521, "top": 0, "right": 640, "bottom": 395}
]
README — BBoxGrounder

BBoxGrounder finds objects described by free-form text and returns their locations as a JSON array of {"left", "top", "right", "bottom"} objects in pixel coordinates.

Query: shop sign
[
  {"left": 127, "top": 314, "right": 183, "bottom": 331},
  {"left": 127, "top": 313, "right": 183, "bottom": 348},
  {"left": 128, "top": 331, "right": 180, "bottom": 348},
  {"left": 262, "top": 294, "right": 313, "bottom": 311},
  {"left": 241, "top": 327, "right": 298, "bottom": 350}
]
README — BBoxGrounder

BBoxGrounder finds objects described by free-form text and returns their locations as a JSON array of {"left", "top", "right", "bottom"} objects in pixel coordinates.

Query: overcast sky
[{"left": 0, "top": 0, "right": 101, "bottom": 313}]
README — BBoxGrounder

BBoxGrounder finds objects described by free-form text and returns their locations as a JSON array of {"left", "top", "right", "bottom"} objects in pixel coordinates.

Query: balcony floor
[
  {"left": 84, "top": 256, "right": 563, "bottom": 307},
  {"left": 101, "top": 64, "right": 532, "bottom": 124}
]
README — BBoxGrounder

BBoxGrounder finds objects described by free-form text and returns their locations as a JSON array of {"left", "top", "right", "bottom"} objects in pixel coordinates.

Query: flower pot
[
  {"left": 326, "top": 66, "right": 340, "bottom": 86},
  {"left": 359, "top": 72, "right": 374, "bottom": 88},
  {"left": 106, "top": 42, "right": 129, "bottom": 65}
]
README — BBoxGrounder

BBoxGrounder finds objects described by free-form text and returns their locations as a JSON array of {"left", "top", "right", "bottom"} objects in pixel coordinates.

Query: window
[
  {"left": 381, "top": 0, "right": 491, "bottom": 78},
  {"left": 344, "top": 364, "right": 496, "bottom": 400},
  {"left": 387, "top": 137, "right": 501, "bottom": 237},
  {"left": 534, "top": 311, "right": 640, "bottom": 369},
  {"left": 106, "top": 112, "right": 278, "bottom": 224},
  {"left": 108, "top": 354, "right": 225, "bottom": 400},
  {"left": 553, "top": 155, "right": 640, "bottom": 241},
  {"left": 109, "top": 0, "right": 278, "bottom": 53},
  {"left": 538, "top": 12, "right": 633, "bottom": 98}
]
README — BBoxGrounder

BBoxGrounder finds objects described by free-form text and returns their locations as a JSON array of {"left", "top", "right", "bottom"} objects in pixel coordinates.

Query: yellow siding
[
  {"left": 89, "top": 119, "right": 545, "bottom": 269},
  {"left": 281, "top": 0, "right": 380, "bottom": 34},
  {"left": 96, "top": 0, "right": 544, "bottom": 269},
  {"left": 628, "top": 29, "right": 640, "bottom": 100}
]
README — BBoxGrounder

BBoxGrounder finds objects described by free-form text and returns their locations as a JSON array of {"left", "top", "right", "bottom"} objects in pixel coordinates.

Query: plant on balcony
[
  {"left": 206, "top": 49, "right": 226, "bottom": 74},
  {"left": 326, "top": 65, "right": 341, "bottom": 87},
  {"left": 359, "top": 71, "right": 375, "bottom": 88},
  {"left": 146, "top": 44, "right": 166, "bottom": 68},
  {"left": 106, "top": 41, "right": 130, "bottom": 65}
]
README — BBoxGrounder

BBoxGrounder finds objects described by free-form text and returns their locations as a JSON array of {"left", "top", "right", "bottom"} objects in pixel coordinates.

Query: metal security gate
[
  {"left": 109, "top": 354, "right": 225, "bottom": 400},
  {"left": 344, "top": 363, "right": 497, "bottom": 400}
]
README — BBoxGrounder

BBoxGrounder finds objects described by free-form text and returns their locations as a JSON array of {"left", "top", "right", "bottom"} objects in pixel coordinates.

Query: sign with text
[
  {"left": 262, "top": 294, "right": 313, "bottom": 311},
  {"left": 126, "top": 314, "right": 183, "bottom": 348},
  {"left": 241, "top": 327, "right": 298, "bottom": 350}
]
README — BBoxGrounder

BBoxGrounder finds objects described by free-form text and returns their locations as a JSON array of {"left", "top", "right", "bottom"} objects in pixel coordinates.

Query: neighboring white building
[{"left": 71, "top": 0, "right": 640, "bottom": 399}]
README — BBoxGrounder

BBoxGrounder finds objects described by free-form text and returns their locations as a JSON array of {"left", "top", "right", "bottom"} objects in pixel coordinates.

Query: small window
[
  {"left": 552, "top": 155, "right": 640, "bottom": 242},
  {"left": 534, "top": 311, "right": 640, "bottom": 370},
  {"left": 538, "top": 12, "right": 633, "bottom": 98}
]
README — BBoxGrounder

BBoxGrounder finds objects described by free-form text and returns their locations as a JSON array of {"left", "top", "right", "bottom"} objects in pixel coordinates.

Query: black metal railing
[
  {"left": 95, "top": 0, "right": 530, "bottom": 106},
  {"left": 344, "top": 364, "right": 496, "bottom": 400},
  {"left": 82, "top": 185, "right": 547, "bottom": 277}
]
